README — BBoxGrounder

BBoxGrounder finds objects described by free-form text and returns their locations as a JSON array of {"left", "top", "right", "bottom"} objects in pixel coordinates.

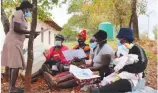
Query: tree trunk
[
  {"left": 129, "top": 14, "right": 133, "bottom": 28},
  {"left": 24, "top": 0, "right": 37, "bottom": 92},
  {"left": 119, "top": 16, "right": 123, "bottom": 28},
  {"left": 1, "top": 1, "right": 10, "bottom": 82},
  {"left": 1, "top": 7, "right": 10, "bottom": 34},
  {"left": 129, "top": 0, "right": 139, "bottom": 39}
]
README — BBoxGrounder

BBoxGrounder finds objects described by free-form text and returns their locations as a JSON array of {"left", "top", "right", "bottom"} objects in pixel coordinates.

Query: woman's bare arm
[
  {"left": 25, "top": 35, "right": 29, "bottom": 38},
  {"left": 25, "top": 32, "right": 39, "bottom": 38},
  {"left": 89, "top": 54, "right": 111, "bottom": 71},
  {"left": 14, "top": 22, "right": 31, "bottom": 34}
]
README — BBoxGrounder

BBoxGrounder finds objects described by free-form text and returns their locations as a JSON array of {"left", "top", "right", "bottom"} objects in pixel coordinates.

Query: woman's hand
[
  {"left": 73, "top": 57, "right": 81, "bottom": 62},
  {"left": 80, "top": 65, "right": 87, "bottom": 69}
]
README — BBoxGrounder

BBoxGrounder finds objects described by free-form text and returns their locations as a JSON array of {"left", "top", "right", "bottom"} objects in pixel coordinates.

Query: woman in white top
[{"left": 89, "top": 30, "right": 115, "bottom": 80}]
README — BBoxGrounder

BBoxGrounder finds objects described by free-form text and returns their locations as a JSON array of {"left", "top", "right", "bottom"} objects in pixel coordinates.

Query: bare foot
[{"left": 44, "top": 72, "right": 57, "bottom": 90}]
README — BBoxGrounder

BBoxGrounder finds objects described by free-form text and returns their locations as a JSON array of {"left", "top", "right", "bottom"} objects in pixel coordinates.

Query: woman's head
[
  {"left": 78, "top": 29, "right": 87, "bottom": 46},
  {"left": 116, "top": 28, "right": 134, "bottom": 45},
  {"left": 16, "top": 1, "right": 33, "bottom": 17},
  {"left": 55, "top": 34, "right": 65, "bottom": 47},
  {"left": 93, "top": 30, "right": 107, "bottom": 43},
  {"left": 16, "top": 1, "right": 33, "bottom": 10},
  {"left": 90, "top": 30, "right": 107, "bottom": 49}
]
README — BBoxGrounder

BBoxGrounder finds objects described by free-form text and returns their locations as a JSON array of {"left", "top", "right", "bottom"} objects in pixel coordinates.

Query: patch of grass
[
  {"left": 63, "top": 41, "right": 77, "bottom": 49},
  {"left": 64, "top": 40, "right": 116, "bottom": 49}
]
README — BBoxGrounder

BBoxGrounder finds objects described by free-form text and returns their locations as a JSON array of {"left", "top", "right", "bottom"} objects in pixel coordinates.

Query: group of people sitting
[{"left": 40, "top": 28, "right": 148, "bottom": 93}]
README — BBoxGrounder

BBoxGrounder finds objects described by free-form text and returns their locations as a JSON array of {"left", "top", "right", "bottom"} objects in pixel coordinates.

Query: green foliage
[
  {"left": 137, "top": 0, "right": 147, "bottom": 15},
  {"left": 66, "top": 0, "right": 132, "bottom": 34},
  {"left": 153, "top": 24, "right": 158, "bottom": 39},
  {"left": 61, "top": 24, "right": 78, "bottom": 41},
  {"left": 65, "top": 0, "right": 147, "bottom": 37},
  {"left": 2, "top": 0, "right": 67, "bottom": 21}
]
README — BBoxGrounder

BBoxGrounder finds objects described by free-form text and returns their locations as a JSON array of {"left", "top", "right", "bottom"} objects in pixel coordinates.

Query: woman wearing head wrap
[
  {"left": 90, "top": 28, "right": 148, "bottom": 93},
  {"left": 73, "top": 29, "right": 90, "bottom": 60}
]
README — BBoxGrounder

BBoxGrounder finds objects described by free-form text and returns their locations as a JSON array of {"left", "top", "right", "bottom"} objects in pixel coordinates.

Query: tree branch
[{"left": 1, "top": 7, "right": 10, "bottom": 34}]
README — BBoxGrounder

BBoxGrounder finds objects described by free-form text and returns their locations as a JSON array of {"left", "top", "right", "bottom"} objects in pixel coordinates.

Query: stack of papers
[
  {"left": 69, "top": 65, "right": 100, "bottom": 80},
  {"left": 62, "top": 49, "right": 87, "bottom": 60}
]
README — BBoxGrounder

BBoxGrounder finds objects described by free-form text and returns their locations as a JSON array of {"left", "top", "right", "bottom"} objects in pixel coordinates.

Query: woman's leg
[
  {"left": 57, "top": 79, "right": 78, "bottom": 89},
  {"left": 44, "top": 72, "right": 77, "bottom": 89},
  {"left": 9, "top": 68, "right": 19, "bottom": 92},
  {"left": 8, "top": 68, "right": 12, "bottom": 89},
  {"left": 56, "top": 73, "right": 74, "bottom": 83},
  {"left": 91, "top": 79, "right": 132, "bottom": 93}
]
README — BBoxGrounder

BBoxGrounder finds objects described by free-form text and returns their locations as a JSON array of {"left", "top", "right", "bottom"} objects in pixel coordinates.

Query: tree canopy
[
  {"left": 2, "top": 0, "right": 67, "bottom": 20},
  {"left": 62, "top": 0, "right": 147, "bottom": 39}
]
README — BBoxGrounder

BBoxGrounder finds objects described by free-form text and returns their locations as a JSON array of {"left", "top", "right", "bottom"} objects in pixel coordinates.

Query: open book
[
  {"left": 62, "top": 49, "right": 87, "bottom": 60},
  {"left": 69, "top": 65, "right": 100, "bottom": 80}
]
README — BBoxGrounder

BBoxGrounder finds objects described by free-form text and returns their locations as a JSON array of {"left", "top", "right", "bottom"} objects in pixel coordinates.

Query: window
[
  {"left": 49, "top": 31, "right": 51, "bottom": 44},
  {"left": 41, "top": 27, "right": 44, "bottom": 42}
]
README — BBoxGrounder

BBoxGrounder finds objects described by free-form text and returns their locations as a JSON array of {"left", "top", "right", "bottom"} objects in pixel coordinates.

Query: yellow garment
[{"left": 111, "top": 76, "right": 121, "bottom": 83}]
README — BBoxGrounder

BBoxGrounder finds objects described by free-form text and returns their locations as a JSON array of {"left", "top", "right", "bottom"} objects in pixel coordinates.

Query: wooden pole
[{"left": 24, "top": 0, "right": 37, "bottom": 92}]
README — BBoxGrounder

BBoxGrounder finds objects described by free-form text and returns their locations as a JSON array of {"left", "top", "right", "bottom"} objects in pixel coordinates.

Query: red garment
[
  {"left": 78, "top": 29, "right": 87, "bottom": 40},
  {"left": 45, "top": 45, "right": 70, "bottom": 64}
]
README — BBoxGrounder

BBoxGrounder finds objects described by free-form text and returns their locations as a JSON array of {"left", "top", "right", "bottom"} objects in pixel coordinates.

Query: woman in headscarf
[
  {"left": 73, "top": 29, "right": 90, "bottom": 60},
  {"left": 1, "top": 1, "right": 43, "bottom": 92},
  {"left": 43, "top": 30, "right": 114, "bottom": 89}
]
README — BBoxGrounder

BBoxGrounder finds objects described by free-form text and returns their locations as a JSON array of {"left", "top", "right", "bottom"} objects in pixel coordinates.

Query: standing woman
[{"left": 1, "top": 1, "right": 40, "bottom": 93}]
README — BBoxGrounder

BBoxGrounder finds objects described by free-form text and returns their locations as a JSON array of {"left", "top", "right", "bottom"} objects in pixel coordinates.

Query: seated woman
[
  {"left": 73, "top": 29, "right": 90, "bottom": 60},
  {"left": 60, "top": 30, "right": 91, "bottom": 70},
  {"left": 43, "top": 30, "right": 115, "bottom": 90},
  {"left": 90, "top": 28, "right": 148, "bottom": 93},
  {"left": 41, "top": 34, "right": 70, "bottom": 74}
]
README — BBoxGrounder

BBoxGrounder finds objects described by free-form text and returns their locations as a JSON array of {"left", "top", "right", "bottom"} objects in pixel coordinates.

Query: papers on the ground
[
  {"left": 52, "top": 65, "right": 59, "bottom": 71},
  {"left": 62, "top": 49, "right": 87, "bottom": 60},
  {"left": 69, "top": 65, "right": 100, "bottom": 80}
]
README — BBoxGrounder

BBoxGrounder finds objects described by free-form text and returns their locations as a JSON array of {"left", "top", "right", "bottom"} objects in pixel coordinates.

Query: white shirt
[{"left": 92, "top": 44, "right": 114, "bottom": 67}]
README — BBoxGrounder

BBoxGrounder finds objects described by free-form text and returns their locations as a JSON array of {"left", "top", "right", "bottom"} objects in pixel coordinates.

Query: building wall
[{"left": 24, "top": 20, "right": 59, "bottom": 49}]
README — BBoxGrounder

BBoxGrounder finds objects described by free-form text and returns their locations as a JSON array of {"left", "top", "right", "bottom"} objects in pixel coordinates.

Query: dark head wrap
[{"left": 16, "top": 1, "right": 33, "bottom": 10}]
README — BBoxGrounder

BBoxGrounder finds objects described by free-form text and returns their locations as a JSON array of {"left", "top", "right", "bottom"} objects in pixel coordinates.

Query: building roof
[{"left": 44, "top": 20, "right": 62, "bottom": 31}]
